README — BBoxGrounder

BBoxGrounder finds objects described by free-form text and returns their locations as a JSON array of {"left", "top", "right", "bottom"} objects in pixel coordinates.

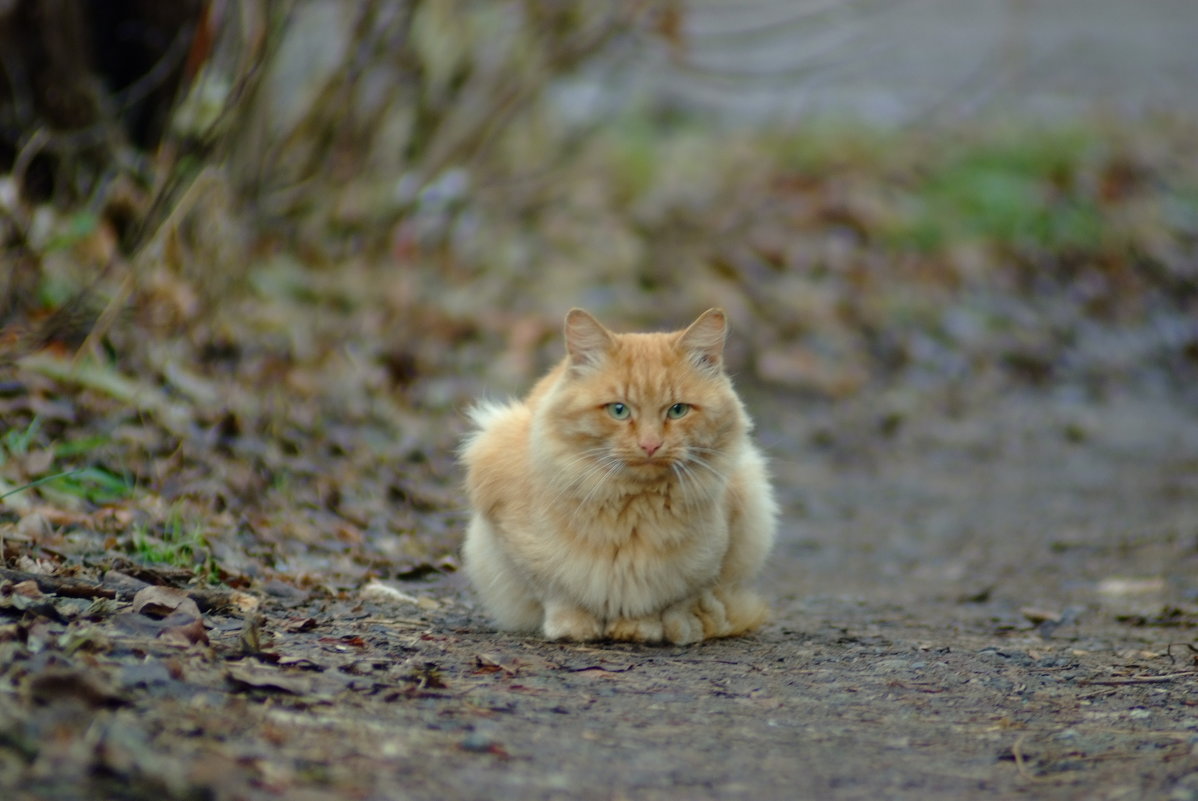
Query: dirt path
[{"left": 5, "top": 382, "right": 1196, "bottom": 800}]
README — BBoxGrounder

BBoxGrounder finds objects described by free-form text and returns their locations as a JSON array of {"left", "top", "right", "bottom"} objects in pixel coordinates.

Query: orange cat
[{"left": 461, "top": 308, "right": 776, "bottom": 644}]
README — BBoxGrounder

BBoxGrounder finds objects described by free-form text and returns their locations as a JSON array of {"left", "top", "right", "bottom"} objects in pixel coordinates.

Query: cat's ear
[
  {"left": 679, "top": 308, "right": 727, "bottom": 371},
  {"left": 564, "top": 308, "right": 615, "bottom": 369}
]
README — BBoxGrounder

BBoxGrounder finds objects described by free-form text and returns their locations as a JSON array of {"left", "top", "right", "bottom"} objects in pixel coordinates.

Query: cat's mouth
[{"left": 623, "top": 456, "right": 673, "bottom": 470}]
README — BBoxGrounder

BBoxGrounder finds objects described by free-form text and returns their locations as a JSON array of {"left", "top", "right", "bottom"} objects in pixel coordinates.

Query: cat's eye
[
  {"left": 607, "top": 402, "right": 631, "bottom": 420},
  {"left": 666, "top": 403, "right": 690, "bottom": 420}
]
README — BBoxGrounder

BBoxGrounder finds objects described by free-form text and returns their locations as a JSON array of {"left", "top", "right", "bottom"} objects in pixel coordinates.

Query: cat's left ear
[
  {"left": 564, "top": 308, "right": 615, "bottom": 369},
  {"left": 679, "top": 308, "right": 727, "bottom": 372}
]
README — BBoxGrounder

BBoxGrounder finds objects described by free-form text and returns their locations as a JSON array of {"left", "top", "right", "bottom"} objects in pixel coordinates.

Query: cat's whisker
[
  {"left": 687, "top": 445, "right": 727, "bottom": 459},
  {"left": 670, "top": 461, "right": 704, "bottom": 507},
  {"left": 685, "top": 453, "right": 730, "bottom": 484},
  {"left": 679, "top": 459, "right": 720, "bottom": 508},
  {"left": 566, "top": 457, "right": 618, "bottom": 501},
  {"left": 566, "top": 457, "right": 626, "bottom": 528},
  {"left": 543, "top": 447, "right": 621, "bottom": 507}
]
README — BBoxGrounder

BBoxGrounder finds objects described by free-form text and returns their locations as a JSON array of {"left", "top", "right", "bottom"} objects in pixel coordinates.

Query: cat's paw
[
  {"left": 661, "top": 603, "right": 705, "bottom": 645},
  {"left": 606, "top": 615, "right": 665, "bottom": 643},
  {"left": 714, "top": 587, "right": 769, "bottom": 636},
  {"left": 542, "top": 603, "right": 604, "bottom": 642},
  {"left": 695, "top": 590, "right": 731, "bottom": 638}
]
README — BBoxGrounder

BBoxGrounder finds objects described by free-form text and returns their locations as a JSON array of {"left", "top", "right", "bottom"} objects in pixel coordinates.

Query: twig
[
  {"left": 1011, "top": 734, "right": 1037, "bottom": 782},
  {"left": 1080, "top": 672, "right": 1197, "bottom": 686},
  {"left": 358, "top": 616, "right": 430, "bottom": 628},
  {"left": 564, "top": 663, "right": 640, "bottom": 673},
  {"left": 1166, "top": 642, "right": 1198, "bottom": 665},
  {"left": 0, "top": 568, "right": 117, "bottom": 600}
]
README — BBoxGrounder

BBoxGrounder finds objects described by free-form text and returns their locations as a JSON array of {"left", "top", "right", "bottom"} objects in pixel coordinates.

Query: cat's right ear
[
  {"left": 564, "top": 308, "right": 614, "bottom": 370},
  {"left": 679, "top": 308, "right": 727, "bottom": 372}
]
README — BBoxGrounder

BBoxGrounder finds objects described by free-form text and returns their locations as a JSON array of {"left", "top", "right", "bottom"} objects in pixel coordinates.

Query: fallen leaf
[
  {"left": 230, "top": 590, "right": 260, "bottom": 614},
  {"left": 132, "top": 585, "right": 202, "bottom": 619},
  {"left": 319, "top": 635, "right": 367, "bottom": 650},
  {"left": 158, "top": 612, "right": 210, "bottom": 646},
  {"left": 277, "top": 656, "right": 325, "bottom": 671},
  {"left": 562, "top": 662, "right": 640, "bottom": 674},
  {"left": 475, "top": 654, "right": 518, "bottom": 675},
  {"left": 25, "top": 666, "right": 124, "bottom": 708},
  {"left": 459, "top": 732, "right": 510, "bottom": 758},
  {"left": 1020, "top": 608, "right": 1061, "bottom": 625},
  {"left": 118, "top": 660, "right": 182, "bottom": 691},
  {"left": 16, "top": 511, "right": 53, "bottom": 538},
  {"left": 0, "top": 590, "right": 67, "bottom": 623},
  {"left": 1097, "top": 577, "right": 1167, "bottom": 597},
  {"left": 11, "top": 580, "right": 44, "bottom": 598},
  {"left": 404, "top": 662, "right": 447, "bottom": 690},
  {"left": 281, "top": 616, "right": 318, "bottom": 632},
  {"left": 239, "top": 612, "right": 265, "bottom": 654},
  {"left": 360, "top": 580, "right": 441, "bottom": 610},
  {"left": 226, "top": 661, "right": 317, "bottom": 695},
  {"left": 101, "top": 569, "right": 151, "bottom": 597}
]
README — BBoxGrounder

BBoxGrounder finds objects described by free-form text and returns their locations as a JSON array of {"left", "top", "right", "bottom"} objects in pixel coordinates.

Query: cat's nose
[{"left": 640, "top": 439, "right": 662, "bottom": 457}]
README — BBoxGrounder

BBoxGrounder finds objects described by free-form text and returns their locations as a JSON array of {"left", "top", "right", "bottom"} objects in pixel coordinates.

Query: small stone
[{"left": 460, "top": 733, "right": 496, "bottom": 753}]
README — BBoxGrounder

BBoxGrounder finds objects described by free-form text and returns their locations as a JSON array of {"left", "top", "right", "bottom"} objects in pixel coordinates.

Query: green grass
[
  {"left": 130, "top": 510, "right": 221, "bottom": 583},
  {"left": 770, "top": 118, "right": 904, "bottom": 174},
  {"left": 3, "top": 418, "right": 221, "bottom": 582},
  {"left": 891, "top": 127, "right": 1107, "bottom": 253},
  {"left": 754, "top": 120, "right": 1195, "bottom": 260},
  {"left": 2, "top": 417, "right": 42, "bottom": 457},
  {"left": 42, "top": 211, "right": 99, "bottom": 253},
  {"left": 40, "top": 465, "right": 137, "bottom": 506},
  {"left": 0, "top": 417, "right": 137, "bottom": 506}
]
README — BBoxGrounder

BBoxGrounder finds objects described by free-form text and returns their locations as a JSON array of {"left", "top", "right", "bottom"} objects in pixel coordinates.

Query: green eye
[
  {"left": 666, "top": 403, "right": 690, "bottom": 420},
  {"left": 607, "top": 402, "right": 631, "bottom": 420}
]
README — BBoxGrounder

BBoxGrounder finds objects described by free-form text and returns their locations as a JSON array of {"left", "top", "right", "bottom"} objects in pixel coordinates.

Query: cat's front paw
[
  {"left": 658, "top": 591, "right": 735, "bottom": 644},
  {"left": 694, "top": 590, "right": 731, "bottom": 638},
  {"left": 542, "top": 603, "right": 603, "bottom": 642},
  {"left": 713, "top": 587, "right": 769, "bottom": 636},
  {"left": 661, "top": 603, "right": 705, "bottom": 645},
  {"left": 606, "top": 615, "right": 665, "bottom": 643}
]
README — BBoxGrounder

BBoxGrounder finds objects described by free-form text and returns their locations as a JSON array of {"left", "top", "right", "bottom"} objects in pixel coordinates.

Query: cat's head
[{"left": 539, "top": 308, "right": 749, "bottom": 481}]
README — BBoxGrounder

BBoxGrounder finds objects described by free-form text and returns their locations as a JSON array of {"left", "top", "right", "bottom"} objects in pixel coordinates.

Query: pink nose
[{"left": 640, "top": 440, "right": 661, "bottom": 457}]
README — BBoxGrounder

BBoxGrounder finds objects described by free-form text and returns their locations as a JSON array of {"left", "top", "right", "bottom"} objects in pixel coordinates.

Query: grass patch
[
  {"left": 2, "top": 417, "right": 42, "bottom": 457},
  {"left": 0, "top": 417, "right": 138, "bottom": 507},
  {"left": 890, "top": 127, "right": 1107, "bottom": 253},
  {"left": 130, "top": 511, "right": 221, "bottom": 583},
  {"left": 39, "top": 465, "right": 137, "bottom": 506}
]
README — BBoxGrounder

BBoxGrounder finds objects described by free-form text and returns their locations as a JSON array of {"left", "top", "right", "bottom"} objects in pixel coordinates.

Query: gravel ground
[{"left": 5, "top": 381, "right": 1197, "bottom": 800}]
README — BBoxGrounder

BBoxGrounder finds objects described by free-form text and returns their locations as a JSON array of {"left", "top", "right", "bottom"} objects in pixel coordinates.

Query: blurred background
[
  {"left": 644, "top": 0, "right": 1198, "bottom": 121},
  {"left": 1, "top": 0, "right": 1196, "bottom": 586}
]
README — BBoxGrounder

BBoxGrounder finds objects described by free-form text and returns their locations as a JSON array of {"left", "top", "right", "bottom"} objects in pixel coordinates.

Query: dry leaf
[
  {"left": 1096, "top": 577, "right": 1167, "bottom": 597},
  {"left": 158, "top": 613, "right": 210, "bottom": 646},
  {"left": 226, "top": 661, "right": 317, "bottom": 695},
  {"left": 11, "top": 580, "right": 44, "bottom": 598},
  {"left": 360, "top": 580, "right": 439, "bottom": 610},
  {"left": 132, "top": 585, "right": 202, "bottom": 619}
]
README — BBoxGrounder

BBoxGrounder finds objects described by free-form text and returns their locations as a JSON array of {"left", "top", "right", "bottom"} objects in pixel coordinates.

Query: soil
[{"left": 3, "top": 379, "right": 1197, "bottom": 801}]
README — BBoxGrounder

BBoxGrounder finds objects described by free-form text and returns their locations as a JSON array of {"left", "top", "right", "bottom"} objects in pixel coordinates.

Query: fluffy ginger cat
[{"left": 461, "top": 308, "right": 776, "bottom": 645}]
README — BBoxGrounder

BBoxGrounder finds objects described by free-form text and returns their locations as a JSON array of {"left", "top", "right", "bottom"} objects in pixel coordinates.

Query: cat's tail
[
  {"left": 459, "top": 399, "right": 526, "bottom": 460},
  {"left": 465, "top": 399, "right": 523, "bottom": 432},
  {"left": 459, "top": 398, "right": 534, "bottom": 514}
]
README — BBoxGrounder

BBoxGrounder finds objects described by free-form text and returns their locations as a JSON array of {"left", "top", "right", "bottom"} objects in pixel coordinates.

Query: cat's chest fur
[
  {"left": 553, "top": 477, "right": 714, "bottom": 547},
  {"left": 533, "top": 475, "right": 730, "bottom": 618}
]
